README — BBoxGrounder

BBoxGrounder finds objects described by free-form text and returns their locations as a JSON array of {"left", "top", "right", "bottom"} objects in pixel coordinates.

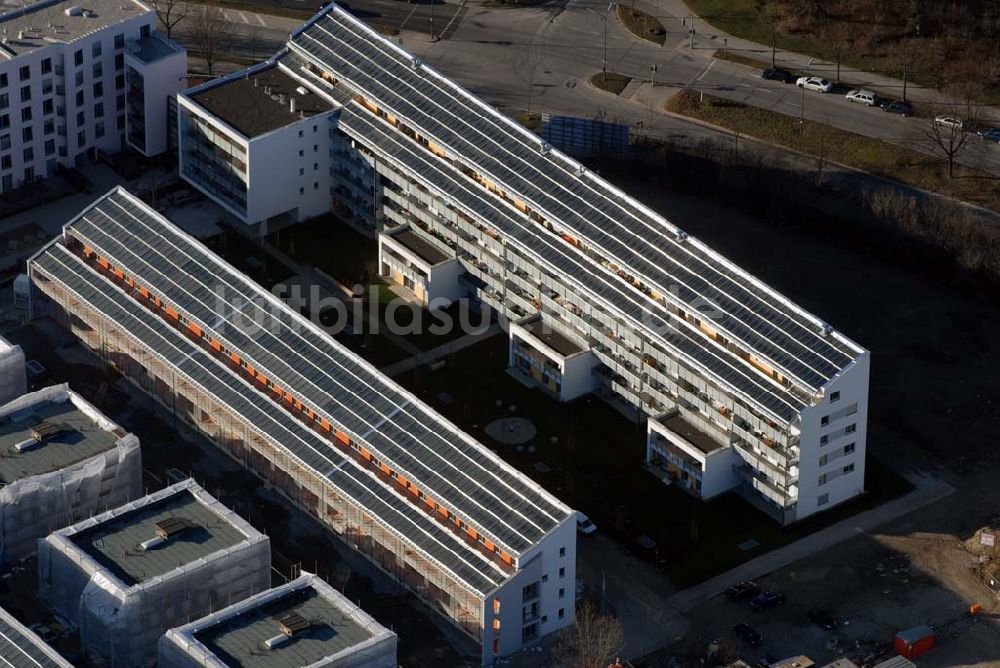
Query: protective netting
[
  {"left": 0, "top": 384, "right": 141, "bottom": 564},
  {"left": 0, "top": 334, "right": 26, "bottom": 406},
  {"left": 37, "top": 480, "right": 272, "bottom": 668}
]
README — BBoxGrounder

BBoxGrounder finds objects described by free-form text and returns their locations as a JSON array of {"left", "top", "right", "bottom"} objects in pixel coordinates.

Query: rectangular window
[
  {"left": 114, "top": 33, "right": 124, "bottom": 49},
  {"left": 76, "top": 111, "right": 85, "bottom": 126},
  {"left": 140, "top": 23, "right": 151, "bottom": 37},
  {"left": 846, "top": 403, "right": 858, "bottom": 416},
  {"left": 44, "top": 139, "right": 54, "bottom": 156},
  {"left": 43, "top": 120, "right": 53, "bottom": 135},
  {"left": 558, "top": 608, "right": 565, "bottom": 620},
  {"left": 92, "top": 62, "right": 103, "bottom": 79},
  {"left": 818, "top": 454, "right": 827, "bottom": 467},
  {"left": 41, "top": 79, "right": 52, "bottom": 95},
  {"left": 93, "top": 82, "right": 103, "bottom": 98},
  {"left": 1, "top": 174, "right": 10, "bottom": 192},
  {"left": 22, "top": 147, "right": 33, "bottom": 162},
  {"left": 19, "top": 86, "right": 29, "bottom": 103},
  {"left": 95, "top": 121, "right": 104, "bottom": 138},
  {"left": 42, "top": 99, "right": 53, "bottom": 115},
  {"left": 830, "top": 391, "right": 840, "bottom": 402},
  {"left": 0, "top": 135, "right": 8, "bottom": 150},
  {"left": 558, "top": 567, "right": 565, "bottom": 578},
  {"left": 115, "top": 74, "right": 125, "bottom": 90},
  {"left": 818, "top": 493, "right": 829, "bottom": 506},
  {"left": 0, "top": 93, "right": 7, "bottom": 110},
  {"left": 558, "top": 587, "right": 565, "bottom": 599},
  {"left": 0, "top": 115, "right": 9, "bottom": 129},
  {"left": 94, "top": 102, "right": 104, "bottom": 118},
  {"left": 843, "top": 463, "right": 855, "bottom": 474},
  {"left": 0, "top": 73, "right": 7, "bottom": 88},
  {"left": 820, "top": 415, "right": 829, "bottom": 427},
  {"left": 74, "top": 71, "right": 84, "bottom": 87},
  {"left": 92, "top": 41, "right": 102, "bottom": 58},
  {"left": 20, "top": 107, "right": 30, "bottom": 122},
  {"left": 18, "top": 65, "right": 29, "bottom": 82},
  {"left": 77, "top": 130, "right": 85, "bottom": 147},
  {"left": 845, "top": 423, "right": 857, "bottom": 434},
  {"left": 75, "top": 90, "right": 84, "bottom": 106},
  {"left": 559, "top": 547, "right": 566, "bottom": 557},
  {"left": 115, "top": 53, "right": 124, "bottom": 71},
  {"left": 21, "top": 127, "right": 31, "bottom": 142},
  {"left": 74, "top": 49, "right": 83, "bottom": 67},
  {"left": 819, "top": 434, "right": 828, "bottom": 446},
  {"left": 844, "top": 443, "right": 855, "bottom": 454},
  {"left": 818, "top": 474, "right": 827, "bottom": 486},
  {"left": 0, "top": 155, "right": 10, "bottom": 170},
  {"left": 41, "top": 58, "right": 51, "bottom": 75}
]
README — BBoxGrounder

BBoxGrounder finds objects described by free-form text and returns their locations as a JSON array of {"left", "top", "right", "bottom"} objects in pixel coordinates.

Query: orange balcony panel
[
  {"left": 229, "top": 352, "right": 241, "bottom": 366},
  {"left": 82, "top": 245, "right": 94, "bottom": 257},
  {"left": 437, "top": 505, "right": 449, "bottom": 519},
  {"left": 335, "top": 430, "right": 350, "bottom": 445},
  {"left": 359, "top": 448, "right": 372, "bottom": 462},
  {"left": 396, "top": 475, "right": 408, "bottom": 489},
  {"left": 164, "top": 306, "right": 179, "bottom": 320},
  {"left": 187, "top": 322, "right": 203, "bottom": 338},
  {"left": 152, "top": 297, "right": 162, "bottom": 308},
  {"left": 125, "top": 277, "right": 135, "bottom": 288},
  {"left": 209, "top": 339, "right": 222, "bottom": 352},
  {"left": 245, "top": 363, "right": 256, "bottom": 377},
  {"left": 500, "top": 552, "right": 513, "bottom": 566},
  {"left": 466, "top": 527, "right": 478, "bottom": 541},
  {"left": 272, "top": 385, "right": 283, "bottom": 398},
  {"left": 409, "top": 485, "right": 420, "bottom": 498},
  {"left": 423, "top": 496, "right": 435, "bottom": 509},
  {"left": 112, "top": 268, "right": 124, "bottom": 280},
  {"left": 96, "top": 257, "right": 110, "bottom": 270},
  {"left": 320, "top": 419, "right": 332, "bottom": 432},
  {"left": 138, "top": 286, "right": 150, "bottom": 299},
  {"left": 484, "top": 539, "right": 495, "bottom": 552},
  {"left": 305, "top": 409, "right": 316, "bottom": 420},
  {"left": 379, "top": 463, "right": 391, "bottom": 476}
]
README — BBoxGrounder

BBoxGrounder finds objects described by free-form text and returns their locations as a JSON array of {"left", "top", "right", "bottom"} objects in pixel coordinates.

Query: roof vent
[
  {"left": 264, "top": 634, "right": 290, "bottom": 650},
  {"left": 576, "top": 165, "right": 585, "bottom": 177},
  {"left": 154, "top": 516, "right": 191, "bottom": 539},
  {"left": 410, "top": 56, "right": 422, "bottom": 70},
  {"left": 64, "top": 6, "right": 83, "bottom": 16},
  {"left": 820, "top": 323, "right": 833, "bottom": 337},
  {"left": 276, "top": 612, "right": 310, "bottom": 637},
  {"left": 31, "top": 421, "right": 67, "bottom": 442},
  {"left": 12, "top": 437, "right": 38, "bottom": 453},
  {"left": 138, "top": 535, "right": 166, "bottom": 551},
  {"left": 675, "top": 230, "right": 688, "bottom": 242},
  {"left": 540, "top": 141, "right": 551, "bottom": 156}
]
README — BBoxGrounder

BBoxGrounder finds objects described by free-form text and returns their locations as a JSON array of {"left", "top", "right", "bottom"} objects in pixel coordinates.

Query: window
[
  {"left": 298, "top": 149, "right": 304, "bottom": 157},
  {"left": 298, "top": 167, "right": 304, "bottom": 176},
  {"left": 492, "top": 598, "right": 500, "bottom": 615},
  {"left": 541, "top": 574, "right": 548, "bottom": 583},
  {"left": 44, "top": 139, "right": 54, "bottom": 156},
  {"left": 95, "top": 121, "right": 104, "bottom": 138},
  {"left": 92, "top": 62, "right": 103, "bottom": 79},
  {"left": 92, "top": 41, "right": 102, "bottom": 58},
  {"left": 558, "top": 567, "right": 565, "bottom": 578},
  {"left": 41, "top": 79, "right": 52, "bottom": 95},
  {"left": 77, "top": 130, "right": 85, "bottom": 147},
  {"left": 18, "top": 65, "right": 29, "bottom": 82},
  {"left": 558, "top": 608, "right": 565, "bottom": 620},
  {"left": 830, "top": 391, "right": 840, "bottom": 402},
  {"left": 0, "top": 93, "right": 7, "bottom": 110},
  {"left": 41, "top": 58, "right": 51, "bottom": 75},
  {"left": 819, "top": 434, "right": 828, "bottom": 446},
  {"left": 846, "top": 403, "right": 858, "bottom": 416},
  {"left": 820, "top": 415, "right": 829, "bottom": 427},
  {"left": 298, "top": 187, "right": 304, "bottom": 195},
  {"left": 558, "top": 587, "right": 565, "bottom": 599},
  {"left": 0, "top": 155, "right": 10, "bottom": 170},
  {"left": 19, "top": 86, "right": 29, "bottom": 103},
  {"left": 42, "top": 99, "right": 53, "bottom": 115},
  {"left": 117, "top": 115, "right": 125, "bottom": 130},
  {"left": 75, "top": 90, "right": 84, "bottom": 106},
  {"left": 115, "top": 74, "right": 125, "bottom": 90},
  {"left": 0, "top": 135, "right": 8, "bottom": 150},
  {"left": 818, "top": 473, "right": 827, "bottom": 486},
  {"left": 843, "top": 463, "right": 855, "bottom": 474},
  {"left": 114, "top": 33, "right": 124, "bottom": 49},
  {"left": 93, "top": 82, "right": 103, "bottom": 98},
  {"left": 818, "top": 493, "right": 829, "bottom": 506},
  {"left": 818, "top": 454, "right": 827, "bottom": 467},
  {"left": 844, "top": 442, "right": 855, "bottom": 454},
  {"left": 313, "top": 143, "right": 318, "bottom": 152},
  {"left": 0, "top": 73, "right": 7, "bottom": 88},
  {"left": 845, "top": 423, "right": 857, "bottom": 434},
  {"left": 559, "top": 547, "right": 566, "bottom": 557},
  {"left": 74, "top": 49, "right": 83, "bottom": 67},
  {"left": 0, "top": 114, "right": 8, "bottom": 129},
  {"left": 297, "top": 130, "right": 303, "bottom": 138},
  {"left": 76, "top": 111, "right": 85, "bottom": 126},
  {"left": 140, "top": 24, "right": 151, "bottom": 37},
  {"left": 313, "top": 162, "right": 318, "bottom": 171},
  {"left": 43, "top": 120, "right": 53, "bottom": 135},
  {"left": 20, "top": 107, "right": 30, "bottom": 122},
  {"left": 313, "top": 182, "right": 318, "bottom": 190},
  {"left": 21, "top": 127, "right": 31, "bottom": 142},
  {"left": 115, "top": 53, "right": 124, "bottom": 71},
  {"left": 23, "top": 166, "right": 33, "bottom": 182},
  {"left": 116, "top": 94, "right": 125, "bottom": 110},
  {"left": 94, "top": 102, "right": 104, "bottom": 118},
  {"left": 22, "top": 147, "right": 33, "bottom": 162},
  {"left": 75, "top": 71, "right": 84, "bottom": 87},
  {"left": 1, "top": 174, "right": 10, "bottom": 192}
]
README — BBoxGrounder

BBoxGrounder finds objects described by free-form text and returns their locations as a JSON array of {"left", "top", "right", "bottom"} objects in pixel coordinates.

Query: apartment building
[
  {"left": 174, "top": 6, "right": 870, "bottom": 527},
  {"left": 27, "top": 187, "right": 578, "bottom": 665},
  {"left": 0, "top": 0, "right": 184, "bottom": 192},
  {"left": 124, "top": 31, "right": 185, "bottom": 157}
]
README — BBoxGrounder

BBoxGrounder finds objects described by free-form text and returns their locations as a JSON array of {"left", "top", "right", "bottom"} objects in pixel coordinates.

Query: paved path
[
  {"left": 380, "top": 322, "right": 501, "bottom": 377},
  {"left": 665, "top": 470, "right": 956, "bottom": 614}
]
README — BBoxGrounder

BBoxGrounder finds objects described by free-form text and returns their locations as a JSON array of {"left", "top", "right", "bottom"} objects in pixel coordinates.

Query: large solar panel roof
[
  {"left": 33, "top": 228, "right": 530, "bottom": 596},
  {"left": 286, "top": 7, "right": 864, "bottom": 399},
  {"left": 0, "top": 606, "right": 71, "bottom": 668}
]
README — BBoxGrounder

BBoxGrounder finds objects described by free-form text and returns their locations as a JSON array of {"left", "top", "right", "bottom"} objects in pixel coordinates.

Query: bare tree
[
  {"left": 818, "top": 19, "right": 853, "bottom": 83},
  {"left": 192, "top": 1, "right": 227, "bottom": 75},
  {"left": 551, "top": 602, "right": 624, "bottom": 668},
  {"left": 919, "top": 90, "right": 982, "bottom": 179},
  {"left": 149, "top": 0, "right": 189, "bottom": 39}
]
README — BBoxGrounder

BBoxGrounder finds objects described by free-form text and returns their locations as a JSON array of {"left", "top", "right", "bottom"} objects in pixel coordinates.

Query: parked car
[
  {"left": 576, "top": 512, "right": 597, "bottom": 535},
  {"left": 761, "top": 68, "right": 794, "bottom": 83},
  {"left": 808, "top": 608, "right": 836, "bottom": 630},
  {"left": 976, "top": 128, "right": 1000, "bottom": 143},
  {"left": 750, "top": 590, "right": 786, "bottom": 610},
  {"left": 733, "top": 622, "right": 763, "bottom": 646},
  {"left": 796, "top": 76, "right": 833, "bottom": 93},
  {"left": 845, "top": 89, "right": 877, "bottom": 106},
  {"left": 934, "top": 115, "right": 964, "bottom": 130},
  {"left": 880, "top": 99, "right": 914, "bottom": 117},
  {"left": 725, "top": 580, "right": 760, "bottom": 601}
]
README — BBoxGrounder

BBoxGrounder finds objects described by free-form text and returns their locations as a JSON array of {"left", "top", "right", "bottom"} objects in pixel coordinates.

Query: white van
[
  {"left": 846, "top": 89, "right": 877, "bottom": 106},
  {"left": 576, "top": 512, "right": 597, "bottom": 535}
]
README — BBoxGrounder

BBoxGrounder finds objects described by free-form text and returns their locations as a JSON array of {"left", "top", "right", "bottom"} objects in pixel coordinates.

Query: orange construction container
[{"left": 894, "top": 625, "right": 934, "bottom": 659}]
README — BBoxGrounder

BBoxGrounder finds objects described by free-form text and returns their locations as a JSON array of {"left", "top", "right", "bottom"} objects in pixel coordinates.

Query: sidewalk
[{"left": 648, "top": 0, "right": 999, "bottom": 120}]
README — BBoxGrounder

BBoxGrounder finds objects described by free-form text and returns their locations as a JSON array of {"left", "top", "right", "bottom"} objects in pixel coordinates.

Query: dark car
[
  {"left": 808, "top": 608, "right": 836, "bottom": 630},
  {"left": 880, "top": 99, "right": 914, "bottom": 117},
  {"left": 761, "top": 68, "right": 794, "bottom": 83},
  {"left": 750, "top": 590, "right": 785, "bottom": 610},
  {"left": 725, "top": 580, "right": 760, "bottom": 601},
  {"left": 733, "top": 622, "right": 764, "bottom": 646},
  {"left": 976, "top": 128, "right": 1000, "bottom": 144}
]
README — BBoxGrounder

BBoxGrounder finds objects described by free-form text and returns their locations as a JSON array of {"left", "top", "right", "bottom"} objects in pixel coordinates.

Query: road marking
[
  {"left": 693, "top": 59, "right": 715, "bottom": 82},
  {"left": 256, "top": 13, "right": 267, "bottom": 27},
  {"left": 239, "top": 11, "right": 250, "bottom": 24}
]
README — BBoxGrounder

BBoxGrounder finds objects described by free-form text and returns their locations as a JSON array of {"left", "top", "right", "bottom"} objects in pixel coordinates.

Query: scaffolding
[
  {"left": 159, "top": 572, "right": 398, "bottom": 668},
  {"left": 37, "top": 479, "right": 271, "bottom": 668},
  {"left": 0, "top": 383, "right": 141, "bottom": 564},
  {"left": 0, "top": 333, "right": 26, "bottom": 405}
]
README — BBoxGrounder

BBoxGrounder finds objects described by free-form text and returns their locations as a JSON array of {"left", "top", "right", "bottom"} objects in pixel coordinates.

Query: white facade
[
  {"left": 509, "top": 316, "right": 596, "bottom": 402},
  {"left": 378, "top": 227, "right": 465, "bottom": 304},
  {"left": 0, "top": 0, "right": 160, "bottom": 192},
  {"left": 124, "top": 32, "right": 186, "bottom": 157},
  {"left": 0, "top": 332, "right": 26, "bottom": 403}
]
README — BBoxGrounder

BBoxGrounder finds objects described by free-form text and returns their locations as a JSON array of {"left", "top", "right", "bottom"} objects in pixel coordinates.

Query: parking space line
[{"left": 256, "top": 13, "right": 267, "bottom": 27}]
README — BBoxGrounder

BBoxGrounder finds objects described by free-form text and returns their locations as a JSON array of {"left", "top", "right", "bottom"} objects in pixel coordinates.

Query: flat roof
[
  {"left": 68, "top": 482, "right": 251, "bottom": 586},
  {"left": 189, "top": 63, "right": 335, "bottom": 138},
  {"left": 521, "top": 316, "right": 584, "bottom": 357},
  {"left": 0, "top": 391, "right": 120, "bottom": 484},
  {"left": 0, "top": 0, "right": 149, "bottom": 58},
  {"left": 183, "top": 575, "right": 392, "bottom": 668},
  {"left": 658, "top": 409, "right": 725, "bottom": 455},
  {"left": 288, "top": 7, "right": 865, "bottom": 419},
  {"left": 58, "top": 188, "right": 571, "bottom": 565},
  {"left": 389, "top": 227, "right": 449, "bottom": 266},
  {"left": 0, "top": 606, "right": 72, "bottom": 668},
  {"left": 126, "top": 32, "right": 182, "bottom": 63}
]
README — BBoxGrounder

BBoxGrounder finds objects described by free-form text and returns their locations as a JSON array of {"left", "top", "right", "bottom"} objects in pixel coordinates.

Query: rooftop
[
  {"left": 189, "top": 62, "right": 335, "bottom": 138},
  {"left": 125, "top": 32, "right": 182, "bottom": 63},
  {"left": 0, "top": 606, "right": 72, "bottom": 668},
  {"left": 388, "top": 227, "right": 450, "bottom": 266},
  {"left": 658, "top": 409, "right": 726, "bottom": 455},
  {"left": 0, "top": 386, "right": 122, "bottom": 484},
  {"left": 68, "top": 481, "right": 252, "bottom": 586},
  {"left": 0, "top": 0, "right": 149, "bottom": 58},
  {"left": 181, "top": 575, "right": 394, "bottom": 668},
  {"left": 288, "top": 7, "right": 866, "bottom": 421},
  {"left": 520, "top": 316, "right": 584, "bottom": 357}
]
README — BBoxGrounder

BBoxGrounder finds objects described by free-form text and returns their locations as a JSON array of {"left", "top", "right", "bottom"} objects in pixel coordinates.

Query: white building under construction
[
  {"left": 0, "top": 382, "right": 141, "bottom": 564},
  {"left": 37, "top": 478, "right": 271, "bottom": 667},
  {"left": 159, "top": 572, "right": 397, "bottom": 668}
]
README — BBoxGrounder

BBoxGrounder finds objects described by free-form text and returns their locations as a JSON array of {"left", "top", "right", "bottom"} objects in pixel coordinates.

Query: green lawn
[
  {"left": 665, "top": 90, "right": 1000, "bottom": 213},
  {"left": 396, "top": 336, "right": 912, "bottom": 587},
  {"left": 616, "top": 4, "right": 666, "bottom": 46},
  {"left": 684, "top": 0, "right": 816, "bottom": 54},
  {"left": 269, "top": 215, "right": 379, "bottom": 288}
]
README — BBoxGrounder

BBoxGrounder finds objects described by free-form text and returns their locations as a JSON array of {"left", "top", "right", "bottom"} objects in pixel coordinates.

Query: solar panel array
[
  {"left": 0, "top": 607, "right": 71, "bottom": 668},
  {"left": 287, "top": 8, "right": 863, "bottom": 403}
]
